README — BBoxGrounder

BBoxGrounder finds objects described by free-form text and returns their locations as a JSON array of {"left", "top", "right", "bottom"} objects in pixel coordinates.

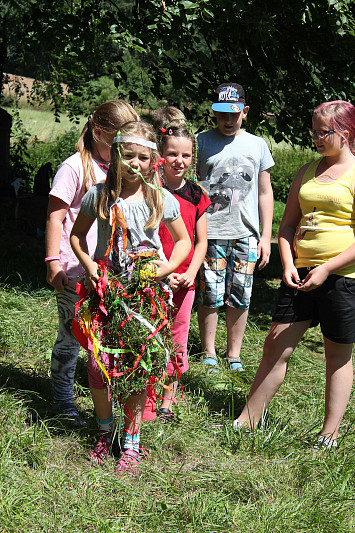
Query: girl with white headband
[
  {"left": 45, "top": 100, "right": 139, "bottom": 427},
  {"left": 70, "top": 120, "right": 190, "bottom": 473}
]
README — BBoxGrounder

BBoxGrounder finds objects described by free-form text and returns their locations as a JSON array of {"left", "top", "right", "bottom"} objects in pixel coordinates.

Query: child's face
[
  {"left": 120, "top": 143, "right": 151, "bottom": 184},
  {"left": 311, "top": 113, "right": 341, "bottom": 156},
  {"left": 162, "top": 136, "right": 193, "bottom": 183},
  {"left": 214, "top": 108, "right": 249, "bottom": 136}
]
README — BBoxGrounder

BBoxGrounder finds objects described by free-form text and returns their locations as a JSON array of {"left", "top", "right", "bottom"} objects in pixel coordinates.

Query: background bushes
[{"left": 271, "top": 146, "right": 319, "bottom": 203}]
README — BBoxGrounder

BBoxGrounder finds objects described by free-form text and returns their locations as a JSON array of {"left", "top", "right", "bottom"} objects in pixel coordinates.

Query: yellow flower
[{"left": 140, "top": 262, "right": 158, "bottom": 281}]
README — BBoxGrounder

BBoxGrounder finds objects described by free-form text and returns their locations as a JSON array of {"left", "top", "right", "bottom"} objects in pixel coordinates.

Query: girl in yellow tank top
[
  {"left": 294, "top": 158, "right": 355, "bottom": 277},
  {"left": 236, "top": 101, "right": 355, "bottom": 450}
]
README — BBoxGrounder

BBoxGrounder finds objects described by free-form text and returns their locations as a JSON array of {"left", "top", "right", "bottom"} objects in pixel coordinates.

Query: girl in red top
[{"left": 148, "top": 107, "right": 211, "bottom": 421}]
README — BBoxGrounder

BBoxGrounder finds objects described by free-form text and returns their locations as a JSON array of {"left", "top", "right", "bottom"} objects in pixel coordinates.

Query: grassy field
[
  {"left": 0, "top": 233, "right": 353, "bottom": 533},
  {"left": 5, "top": 106, "right": 87, "bottom": 142}
]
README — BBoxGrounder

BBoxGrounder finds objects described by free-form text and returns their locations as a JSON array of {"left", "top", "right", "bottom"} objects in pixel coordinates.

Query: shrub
[
  {"left": 271, "top": 147, "right": 319, "bottom": 203},
  {"left": 10, "top": 111, "right": 78, "bottom": 191},
  {"left": 272, "top": 200, "right": 285, "bottom": 237}
]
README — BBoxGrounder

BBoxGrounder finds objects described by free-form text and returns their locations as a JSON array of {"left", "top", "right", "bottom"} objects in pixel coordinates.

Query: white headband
[{"left": 113, "top": 135, "right": 157, "bottom": 150}]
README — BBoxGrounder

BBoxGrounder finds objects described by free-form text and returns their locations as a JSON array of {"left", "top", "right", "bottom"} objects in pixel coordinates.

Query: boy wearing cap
[{"left": 196, "top": 82, "right": 274, "bottom": 371}]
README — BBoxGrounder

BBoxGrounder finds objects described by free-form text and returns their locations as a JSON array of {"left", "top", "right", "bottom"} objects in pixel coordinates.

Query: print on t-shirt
[{"left": 206, "top": 155, "right": 255, "bottom": 216}]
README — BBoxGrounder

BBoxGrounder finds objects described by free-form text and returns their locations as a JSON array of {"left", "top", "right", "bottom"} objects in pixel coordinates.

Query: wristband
[{"left": 45, "top": 256, "right": 60, "bottom": 262}]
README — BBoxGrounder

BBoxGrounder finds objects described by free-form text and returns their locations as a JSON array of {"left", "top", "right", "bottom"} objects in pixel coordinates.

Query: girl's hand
[
  {"left": 85, "top": 261, "right": 100, "bottom": 290},
  {"left": 298, "top": 265, "right": 329, "bottom": 292},
  {"left": 177, "top": 271, "right": 195, "bottom": 289},
  {"left": 47, "top": 261, "right": 68, "bottom": 291},
  {"left": 168, "top": 272, "right": 181, "bottom": 291},
  {"left": 151, "top": 260, "right": 173, "bottom": 281},
  {"left": 283, "top": 264, "right": 301, "bottom": 288}
]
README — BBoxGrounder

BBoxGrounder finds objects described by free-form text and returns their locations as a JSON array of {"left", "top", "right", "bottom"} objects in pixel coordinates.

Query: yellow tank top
[{"left": 294, "top": 158, "right": 355, "bottom": 278}]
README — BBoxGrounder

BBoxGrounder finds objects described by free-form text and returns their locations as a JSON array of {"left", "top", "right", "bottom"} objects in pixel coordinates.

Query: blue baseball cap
[{"left": 212, "top": 82, "right": 245, "bottom": 113}]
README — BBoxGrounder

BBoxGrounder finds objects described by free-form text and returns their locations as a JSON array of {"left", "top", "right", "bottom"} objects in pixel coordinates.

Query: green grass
[
  {"left": 0, "top": 237, "right": 353, "bottom": 532},
  {"left": 5, "top": 106, "right": 87, "bottom": 142}
]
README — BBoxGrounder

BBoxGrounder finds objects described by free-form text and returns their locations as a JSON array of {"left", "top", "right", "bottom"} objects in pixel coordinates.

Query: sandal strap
[
  {"left": 201, "top": 353, "right": 218, "bottom": 362},
  {"left": 159, "top": 408, "right": 172, "bottom": 415},
  {"left": 225, "top": 357, "right": 242, "bottom": 363}
]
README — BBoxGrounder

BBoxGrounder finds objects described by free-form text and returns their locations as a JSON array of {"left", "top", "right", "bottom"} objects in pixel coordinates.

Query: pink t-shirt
[{"left": 49, "top": 152, "right": 108, "bottom": 281}]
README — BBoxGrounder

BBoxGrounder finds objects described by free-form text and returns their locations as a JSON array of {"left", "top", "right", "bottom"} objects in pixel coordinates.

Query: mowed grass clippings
[{"left": 0, "top": 241, "right": 354, "bottom": 532}]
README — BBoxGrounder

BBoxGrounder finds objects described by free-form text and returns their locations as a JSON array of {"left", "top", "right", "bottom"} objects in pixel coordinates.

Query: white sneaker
[
  {"left": 314, "top": 436, "right": 338, "bottom": 450},
  {"left": 232, "top": 419, "right": 252, "bottom": 435}
]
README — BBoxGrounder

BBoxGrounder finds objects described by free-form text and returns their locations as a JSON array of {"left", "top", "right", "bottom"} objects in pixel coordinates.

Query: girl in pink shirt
[{"left": 45, "top": 101, "right": 138, "bottom": 427}]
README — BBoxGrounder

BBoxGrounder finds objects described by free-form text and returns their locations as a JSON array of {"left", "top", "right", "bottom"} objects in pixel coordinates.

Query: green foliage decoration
[{"left": 74, "top": 253, "right": 174, "bottom": 403}]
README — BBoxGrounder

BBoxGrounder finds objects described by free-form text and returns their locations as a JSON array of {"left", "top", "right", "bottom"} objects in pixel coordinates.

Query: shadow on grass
[
  {"left": 181, "top": 369, "right": 247, "bottom": 417},
  {"left": 0, "top": 232, "right": 47, "bottom": 290},
  {"left": 0, "top": 357, "right": 92, "bottom": 434}
]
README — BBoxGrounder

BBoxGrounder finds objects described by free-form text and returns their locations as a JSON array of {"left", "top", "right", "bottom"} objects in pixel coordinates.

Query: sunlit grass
[
  {"left": 5, "top": 106, "right": 87, "bottom": 142},
  {"left": 0, "top": 238, "right": 353, "bottom": 532}
]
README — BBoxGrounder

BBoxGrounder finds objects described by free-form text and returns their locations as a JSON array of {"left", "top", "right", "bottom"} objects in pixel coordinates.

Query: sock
[
  {"left": 122, "top": 430, "right": 140, "bottom": 453},
  {"left": 96, "top": 414, "right": 114, "bottom": 434}
]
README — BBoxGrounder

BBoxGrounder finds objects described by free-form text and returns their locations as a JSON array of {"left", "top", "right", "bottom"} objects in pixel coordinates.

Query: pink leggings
[{"left": 166, "top": 288, "right": 195, "bottom": 377}]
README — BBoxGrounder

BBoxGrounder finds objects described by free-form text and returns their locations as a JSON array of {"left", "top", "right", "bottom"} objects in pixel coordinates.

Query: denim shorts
[
  {"left": 272, "top": 268, "right": 355, "bottom": 344},
  {"left": 196, "top": 236, "right": 258, "bottom": 310}
]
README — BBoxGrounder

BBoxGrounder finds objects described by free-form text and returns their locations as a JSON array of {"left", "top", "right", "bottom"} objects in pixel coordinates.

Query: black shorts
[{"left": 272, "top": 268, "right": 355, "bottom": 344}]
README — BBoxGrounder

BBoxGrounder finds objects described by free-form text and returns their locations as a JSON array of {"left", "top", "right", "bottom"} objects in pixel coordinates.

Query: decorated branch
[{"left": 73, "top": 251, "right": 174, "bottom": 403}]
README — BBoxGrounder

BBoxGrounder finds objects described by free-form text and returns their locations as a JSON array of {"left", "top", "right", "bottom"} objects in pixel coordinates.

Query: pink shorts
[{"left": 87, "top": 349, "right": 112, "bottom": 390}]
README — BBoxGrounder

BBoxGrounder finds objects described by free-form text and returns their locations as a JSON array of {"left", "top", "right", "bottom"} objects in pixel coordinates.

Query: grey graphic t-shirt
[
  {"left": 80, "top": 183, "right": 180, "bottom": 266},
  {"left": 197, "top": 129, "right": 274, "bottom": 240}
]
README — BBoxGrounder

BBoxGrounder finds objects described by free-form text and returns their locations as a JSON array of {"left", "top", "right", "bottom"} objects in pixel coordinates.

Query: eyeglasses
[{"left": 310, "top": 129, "right": 336, "bottom": 140}]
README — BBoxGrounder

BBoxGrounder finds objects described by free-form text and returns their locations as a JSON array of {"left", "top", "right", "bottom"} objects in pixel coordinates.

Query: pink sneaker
[
  {"left": 90, "top": 431, "right": 112, "bottom": 465},
  {"left": 116, "top": 449, "right": 140, "bottom": 474}
]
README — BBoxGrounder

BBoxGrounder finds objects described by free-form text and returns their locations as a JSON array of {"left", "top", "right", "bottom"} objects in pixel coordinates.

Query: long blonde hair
[
  {"left": 76, "top": 100, "right": 139, "bottom": 194},
  {"left": 97, "top": 121, "right": 164, "bottom": 229}
]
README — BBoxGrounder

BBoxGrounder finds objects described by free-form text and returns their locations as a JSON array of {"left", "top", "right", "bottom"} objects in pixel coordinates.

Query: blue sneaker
[
  {"left": 202, "top": 354, "right": 219, "bottom": 373},
  {"left": 226, "top": 357, "right": 244, "bottom": 371}
]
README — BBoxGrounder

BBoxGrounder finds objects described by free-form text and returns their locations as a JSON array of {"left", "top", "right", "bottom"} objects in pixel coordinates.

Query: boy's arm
[
  {"left": 178, "top": 212, "right": 208, "bottom": 288},
  {"left": 258, "top": 169, "right": 274, "bottom": 270}
]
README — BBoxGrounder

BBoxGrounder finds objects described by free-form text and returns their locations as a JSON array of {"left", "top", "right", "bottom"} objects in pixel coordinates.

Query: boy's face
[{"left": 214, "top": 108, "right": 249, "bottom": 136}]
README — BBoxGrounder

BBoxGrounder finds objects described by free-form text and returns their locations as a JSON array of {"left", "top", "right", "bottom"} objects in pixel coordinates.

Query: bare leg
[
  {"left": 90, "top": 387, "right": 112, "bottom": 420},
  {"left": 225, "top": 305, "right": 249, "bottom": 359},
  {"left": 320, "top": 337, "right": 353, "bottom": 440},
  {"left": 124, "top": 390, "right": 148, "bottom": 434},
  {"left": 238, "top": 320, "right": 311, "bottom": 428},
  {"left": 198, "top": 304, "right": 219, "bottom": 356},
  {"left": 160, "top": 379, "right": 178, "bottom": 411}
]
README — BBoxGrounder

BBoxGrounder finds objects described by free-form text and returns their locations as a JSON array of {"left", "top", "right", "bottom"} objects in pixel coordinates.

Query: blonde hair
[
  {"left": 76, "top": 100, "right": 139, "bottom": 194},
  {"left": 152, "top": 106, "right": 186, "bottom": 131},
  {"left": 97, "top": 121, "right": 164, "bottom": 229}
]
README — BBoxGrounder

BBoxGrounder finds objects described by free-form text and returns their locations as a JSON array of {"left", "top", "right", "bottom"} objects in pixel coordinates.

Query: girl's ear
[
  {"left": 93, "top": 126, "right": 102, "bottom": 141},
  {"left": 340, "top": 130, "right": 350, "bottom": 146}
]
